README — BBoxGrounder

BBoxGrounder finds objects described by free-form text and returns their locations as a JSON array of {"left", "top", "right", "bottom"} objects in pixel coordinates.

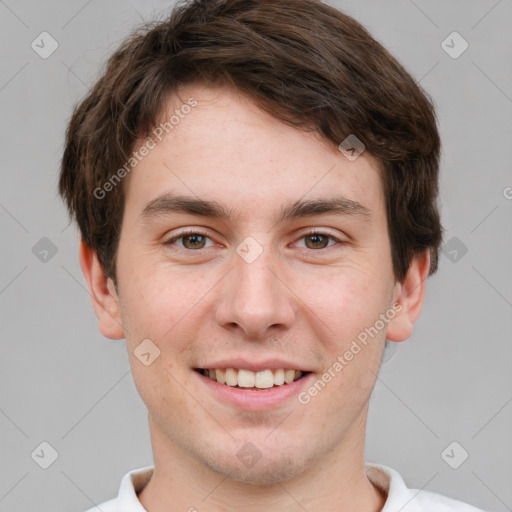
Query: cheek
[
  {"left": 299, "top": 268, "right": 391, "bottom": 342},
  {"left": 297, "top": 269, "right": 390, "bottom": 403},
  {"left": 118, "top": 265, "right": 216, "bottom": 380},
  {"left": 119, "top": 260, "right": 198, "bottom": 332},
  {"left": 119, "top": 271, "right": 200, "bottom": 409}
]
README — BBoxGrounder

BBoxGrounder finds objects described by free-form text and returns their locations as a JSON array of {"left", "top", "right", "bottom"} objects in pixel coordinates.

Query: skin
[{"left": 81, "top": 83, "right": 430, "bottom": 512}]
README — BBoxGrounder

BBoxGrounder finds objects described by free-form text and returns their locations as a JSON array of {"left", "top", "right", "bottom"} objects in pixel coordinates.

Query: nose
[{"left": 213, "top": 242, "right": 296, "bottom": 340}]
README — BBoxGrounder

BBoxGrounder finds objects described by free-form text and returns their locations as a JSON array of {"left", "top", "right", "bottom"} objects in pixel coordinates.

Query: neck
[{"left": 138, "top": 412, "right": 386, "bottom": 512}]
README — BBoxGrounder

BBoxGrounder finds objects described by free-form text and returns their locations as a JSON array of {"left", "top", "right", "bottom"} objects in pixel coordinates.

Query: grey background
[{"left": 1, "top": 0, "right": 511, "bottom": 511}]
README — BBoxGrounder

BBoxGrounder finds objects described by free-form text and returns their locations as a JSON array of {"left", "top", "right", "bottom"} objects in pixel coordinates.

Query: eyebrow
[{"left": 139, "top": 193, "right": 371, "bottom": 223}]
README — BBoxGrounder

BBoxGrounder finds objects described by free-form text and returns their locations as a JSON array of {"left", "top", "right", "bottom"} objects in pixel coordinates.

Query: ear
[
  {"left": 386, "top": 250, "right": 431, "bottom": 343},
  {"left": 79, "top": 238, "right": 125, "bottom": 340}
]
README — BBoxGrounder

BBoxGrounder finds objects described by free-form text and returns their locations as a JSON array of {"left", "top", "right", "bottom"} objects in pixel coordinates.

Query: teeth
[
  {"left": 274, "top": 368, "right": 285, "bottom": 385},
  {"left": 225, "top": 368, "right": 238, "bottom": 386},
  {"left": 237, "top": 369, "right": 255, "bottom": 388},
  {"left": 200, "top": 368, "right": 305, "bottom": 388},
  {"left": 255, "top": 369, "right": 274, "bottom": 388},
  {"left": 215, "top": 369, "right": 226, "bottom": 384},
  {"left": 285, "top": 369, "right": 296, "bottom": 384}
]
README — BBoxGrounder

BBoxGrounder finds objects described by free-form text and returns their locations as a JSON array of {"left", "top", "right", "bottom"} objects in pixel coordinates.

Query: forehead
[{"left": 124, "top": 83, "right": 385, "bottom": 222}]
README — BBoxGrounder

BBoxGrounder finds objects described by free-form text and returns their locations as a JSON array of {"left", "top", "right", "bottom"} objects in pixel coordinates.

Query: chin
[
  {"left": 210, "top": 457, "right": 303, "bottom": 486},
  {"left": 202, "top": 450, "right": 309, "bottom": 485}
]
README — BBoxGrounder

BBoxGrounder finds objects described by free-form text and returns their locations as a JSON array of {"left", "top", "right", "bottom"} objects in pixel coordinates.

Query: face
[{"left": 96, "top": 83, "right": 410, "bottom": 484}]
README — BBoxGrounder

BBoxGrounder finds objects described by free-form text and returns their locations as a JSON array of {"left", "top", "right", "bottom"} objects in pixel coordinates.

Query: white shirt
[{"left": 84, "top": 463, "right": 489, "bottom": 512}]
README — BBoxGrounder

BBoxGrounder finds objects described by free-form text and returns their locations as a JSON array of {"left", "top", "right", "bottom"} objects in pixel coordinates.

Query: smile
[{"left": 195, "top": 368, "right": 308, "bottom": 390}]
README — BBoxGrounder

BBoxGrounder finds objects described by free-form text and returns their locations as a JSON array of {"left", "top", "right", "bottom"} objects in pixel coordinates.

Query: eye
[
  {"left": 163, "top": 229, "right": 344, "bottom": 252},
  {"left": 294, "top": 230, "right": 342, "bottom": 250},
  {"left": 164, "top": 229, "right": 215, "bottom": 250}
]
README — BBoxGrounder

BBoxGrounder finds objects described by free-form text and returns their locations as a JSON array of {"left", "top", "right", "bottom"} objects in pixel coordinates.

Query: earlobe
[
  {"left": 79, "top": 239, "right": 125, "bottom": 340},
  {"left": 386, "top": 251, "right": 431, "bottom": 343}
]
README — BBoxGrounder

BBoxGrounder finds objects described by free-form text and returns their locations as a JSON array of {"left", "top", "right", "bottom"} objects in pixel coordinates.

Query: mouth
[{"left": 194, "top": 368, "right": 310, "bottom": 391}]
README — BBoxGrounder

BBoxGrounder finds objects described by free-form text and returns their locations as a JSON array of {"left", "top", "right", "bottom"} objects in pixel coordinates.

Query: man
[{"left": 59, "top": 0, "right": 489, "bottom": 510}]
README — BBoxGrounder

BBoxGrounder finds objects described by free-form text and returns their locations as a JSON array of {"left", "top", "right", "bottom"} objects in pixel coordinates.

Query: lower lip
[{"left": 194, "top": 370, "right": 314, "bottom": 411}]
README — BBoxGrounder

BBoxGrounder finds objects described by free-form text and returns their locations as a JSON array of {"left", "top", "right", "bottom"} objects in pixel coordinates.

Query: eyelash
[{"left": 163, "top": 228, "right": 343, "bottom": 251}]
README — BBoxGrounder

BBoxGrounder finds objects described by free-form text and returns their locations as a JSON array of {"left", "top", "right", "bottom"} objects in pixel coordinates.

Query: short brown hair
[{"left": 59, "top": 0, "right": 442, "bottom": 283}]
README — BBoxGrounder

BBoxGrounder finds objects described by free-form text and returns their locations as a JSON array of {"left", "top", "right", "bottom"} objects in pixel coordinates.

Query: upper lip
[{"left": 194, "top": 358, "right": 312, "bottom": 372}]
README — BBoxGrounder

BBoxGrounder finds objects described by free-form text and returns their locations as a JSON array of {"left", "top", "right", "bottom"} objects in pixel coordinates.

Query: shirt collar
[
  {"left": 366, "top": 462, "right": 426, "bottom": 512},
  {"left": 116, "top": 465, "right": 154, "bottom": 511}
]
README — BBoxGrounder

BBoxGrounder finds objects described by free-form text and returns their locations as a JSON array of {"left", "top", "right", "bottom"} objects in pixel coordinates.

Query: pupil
[
  {"left": 184, "top": 234, "right": 205, "bottom": 249},
  {"left": 306, "top": 234, "right": 328, "bottom": 249}
]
